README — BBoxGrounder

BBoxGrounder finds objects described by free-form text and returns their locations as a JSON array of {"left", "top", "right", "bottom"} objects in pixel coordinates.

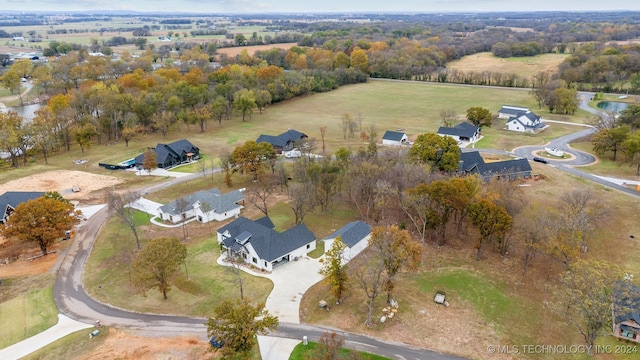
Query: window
[
  {"left": 252, "top": 257, "right": 257, "bottom": 264},
  {"left": 264, "top": 261, "right": 268, "bottom": 267},
  {"left": 306, "top": 244, "right": 310, "bottom": 249},
  {"left": 242, "top": 253, "right": 247, "bottom": 259}
]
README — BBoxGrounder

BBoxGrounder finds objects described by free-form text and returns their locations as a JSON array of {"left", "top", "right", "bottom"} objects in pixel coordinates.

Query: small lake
[
  {"left": 597, "top": 101, "right": 629, "bottom": 113},
  {"left": 10, "top": 103, "right": 43, "bottom": 122}
]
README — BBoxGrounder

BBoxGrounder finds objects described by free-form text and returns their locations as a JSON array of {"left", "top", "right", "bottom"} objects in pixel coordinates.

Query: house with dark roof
[
  {"left": 217, "top": 216, "right": 316, "bottom": 271},
  {"left": 158, "top": 188, "right": 244, "bottom": 224},
  {"left": 0, "top": 191, "right": 45, "bottom": 224},
  {"left": 382, "top": 130, "right": 409, "bottom": 146},
  {"left": 614, "top": 283, "right": 640, "bottom": 343},
  {"left": 437, "top": 122, "right": 481, "bottom": 144},
  {"left": 134, "top": 139, "right": 200, "bottom": 169},
  {"left": 324, "top": 221, "right": 371, "bottom": 264},
  {"left": 256, "top": 129, "right": 307, "bottom": 153},
  {"left": 506, "top": 111, "right": 546, "bottom": 133},
  {"left": 459, "top": 151, "right": 532, "bottom": 181},
  {"left": 498, "top": 105, "right": 529, "bottom": 119}
]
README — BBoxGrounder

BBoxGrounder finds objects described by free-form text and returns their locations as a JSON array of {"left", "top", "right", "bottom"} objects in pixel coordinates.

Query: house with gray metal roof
[
  {"left": 437, "top": 122, "right": 481, "bottom": 144},
  {"left": 217, "top": 216, "right": 316, "bottom": 272},
  {"left": 158, "top": 188, "right": 244, "bottom": 224},
  {"left": 324, "top": 221, "right": 371, "bottom": 264},
  {"left": 459, "top": 151, "right": 532, "bottom": 181},
  {"left": 506, "top": 110, "right": 546, "bottom": 133},
  {"left": 382, "top": 130, "right": 409, "bottom": 146},
  {"left": 134, "top": 139, "right": 200, "bottom": 169},
  {"left": 0, "top": 191, "right": 45, "bottom": 224},
  {"left": 256, "top": 129, "right": 307, "bottom": 153}
]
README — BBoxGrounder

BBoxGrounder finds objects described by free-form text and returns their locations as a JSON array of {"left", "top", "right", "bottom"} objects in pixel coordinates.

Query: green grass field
[
  {"left": 0, "top": 277, "right": 58, "bottom": 349},
  {"left": 83, "top": 216, "right": 273, "bottom": 317},
  {"left": 0, "top": 80, "right": 597, "bottom": 187},
  {"left": 289, "top": 341, "right": 391, "bottom": 360},
  {"left": 21, "top": 328, "right": 110, "bottom": 360}
]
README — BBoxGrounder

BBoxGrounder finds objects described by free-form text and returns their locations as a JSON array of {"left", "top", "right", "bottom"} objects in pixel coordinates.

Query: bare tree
[
  {"left": 440, "top": 109, "right": 457, "bottom": 127},
  {"left": 320, "top": 126, "right": 327, "bottom": 155},
  {"left": 354, "top": 253, "right": 387, "bottom": 326},
  {"left": 174, "top": 198, "right": 190, "bottom": 241},
  {"left": 199, "top": 201, "right": 213, "bottom": 234},
  {"left": 289, "top": 182, "right": 312, "bottom": 224},
  {"left": 247, "top": 176, "right": 273, "bottom": 217},
  {"left": 107, "top": 190, "right": 142, "bottom": 250}
]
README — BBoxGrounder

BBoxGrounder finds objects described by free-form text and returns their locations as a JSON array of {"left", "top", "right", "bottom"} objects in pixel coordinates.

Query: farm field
[{"left": 447, "top": 52, "right": 569, "bottom": 80}]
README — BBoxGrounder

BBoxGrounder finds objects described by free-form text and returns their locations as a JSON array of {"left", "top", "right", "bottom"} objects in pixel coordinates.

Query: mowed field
[
  {"left": 447, "top": 52, "right": 568, "bottom": 79},
  {"left": 0, "top": 80, "right": 590, "bottom": 187}
]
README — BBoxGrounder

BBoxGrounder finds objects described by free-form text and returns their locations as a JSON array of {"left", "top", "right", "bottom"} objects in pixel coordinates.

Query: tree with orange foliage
[{"left": 1, "top": 194, "right": 81, "bottom": 256}]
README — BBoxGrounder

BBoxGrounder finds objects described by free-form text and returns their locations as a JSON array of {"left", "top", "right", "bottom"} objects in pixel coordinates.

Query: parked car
[
  {"left": 209, "top": 337, "right": 224, "bottom": 349},
  {"left": 533, "top": 157, "right": 549, "bottom": 164}
]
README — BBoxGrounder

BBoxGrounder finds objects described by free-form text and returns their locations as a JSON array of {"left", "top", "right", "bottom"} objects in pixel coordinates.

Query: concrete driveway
[
  {"left": 217, "top": 253, "right": 324, "bottom": 360},
  {"left": 126, "top": 197, "right": 162, "bottom": 217}
]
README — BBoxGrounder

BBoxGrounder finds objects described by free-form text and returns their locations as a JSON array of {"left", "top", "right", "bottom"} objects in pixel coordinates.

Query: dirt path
[{"left": 0, "top": 82, "right": 34, "bottom": 105}]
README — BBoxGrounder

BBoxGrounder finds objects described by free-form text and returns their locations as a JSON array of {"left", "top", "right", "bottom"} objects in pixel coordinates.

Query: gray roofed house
[
  {"left": 614, "top": 283, "right": 640, "bottom": 343},
  {"left": 0, "top": 191, "right": 45, "bottom": 224},
  {"left": 382, "top": 130, "right": 409, "bottom": 146},
  {"left": 459, "top": 151, "right": 532, "bottom": 181},
  {"left": 324, "top": 221, "right": 371, "bottom": 264},
  {"left": 256, "top": 129, "right": 308, "bottom": 153},
  {"left": 158, "top": 188, "right": 244, "bottom": 224},
  {"left": 437, "top": 122, "right": 481, "bottom": 144},
  {"left": 135, "top": 139, "right": 200, "bottom": 169},
  {"left": 217, "top": 216, "right": 317, "bottom": 272},
  {"left": 505, "top": 110, "right": 546, "bottom": 133}
]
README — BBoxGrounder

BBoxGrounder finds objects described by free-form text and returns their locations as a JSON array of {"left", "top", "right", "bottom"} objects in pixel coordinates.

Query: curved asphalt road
[{"left": 52, "top": 170, "right": 465, "bottom": 359}]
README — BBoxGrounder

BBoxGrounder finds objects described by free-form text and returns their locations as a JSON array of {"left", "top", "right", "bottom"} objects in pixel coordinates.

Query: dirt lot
[
  {"left": 0, "top": 170, "right": 123, "bottom": 202},
  {"left": 77, "top": 329, "right": 217, "bottom": 360}
]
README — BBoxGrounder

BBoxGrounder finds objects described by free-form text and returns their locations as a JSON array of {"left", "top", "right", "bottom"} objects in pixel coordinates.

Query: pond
[
  {"left": 597, "top": 101, "right": 629, "bottom": 113},
  {"left": 10, "top": 103, "right": 43, "bottom": 122}
]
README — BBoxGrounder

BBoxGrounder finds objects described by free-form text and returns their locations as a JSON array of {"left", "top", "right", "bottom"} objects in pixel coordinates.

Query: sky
[{"left": 2, "top": 0, "right": 640, "bottom": 13}]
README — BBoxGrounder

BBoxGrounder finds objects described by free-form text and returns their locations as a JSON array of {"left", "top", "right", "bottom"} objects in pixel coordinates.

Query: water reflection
[
  {"left": 10, "top": 103, "right": 42, "bottom": 122},
  {"left": 597, "top": 101, "right": 629, "bottom": 113}
]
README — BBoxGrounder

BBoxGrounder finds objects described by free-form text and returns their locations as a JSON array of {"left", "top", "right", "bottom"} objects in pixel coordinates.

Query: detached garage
[
  {"left": 324, "top": 221, "right": 371, "bottom": 264},
  {"left": 382, "top": 131, "right": 408, "bottom": 146}
]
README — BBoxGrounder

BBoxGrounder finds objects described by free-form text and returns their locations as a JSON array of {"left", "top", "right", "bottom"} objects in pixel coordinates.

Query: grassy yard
[
  {"left": 570, "top": 140, "right": 640, "bottom": 178},
  {"left": 0, "top": 275, "right": 58, "bottom": 349},
  {"left": 21, "top": 328, "right": 110, "bottom": 360},
  {"left": 83, "top": 215, "right": 273, "bottom": 317},
  {"left": 289, "top": 341, "right": 390, "bottom": 360}
]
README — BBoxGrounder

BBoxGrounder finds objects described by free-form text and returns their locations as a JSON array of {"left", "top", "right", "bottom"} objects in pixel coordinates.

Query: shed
[
  {"left": 382, "top": 131, "right": 408, "bottom": 146},
  {"left": 324, "top": 221, "right": 371, "bottom": 264}
]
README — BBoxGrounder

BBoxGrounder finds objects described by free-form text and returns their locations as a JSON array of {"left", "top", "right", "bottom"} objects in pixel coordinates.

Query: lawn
[
  {"left": 289, "top": 341, "right": 391, "bottom": 360},
  {"left": 83, "top": 216, "right": 273, "bottom": 317},
  {"left": 0, "top": 275, "right": 58, "bottom": 349},
  {"left": 21, "top": 328, "right": 110, "bottom": 360},
  {"left": 570, "top": 140, "right": 640, "bottom": 178}
]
